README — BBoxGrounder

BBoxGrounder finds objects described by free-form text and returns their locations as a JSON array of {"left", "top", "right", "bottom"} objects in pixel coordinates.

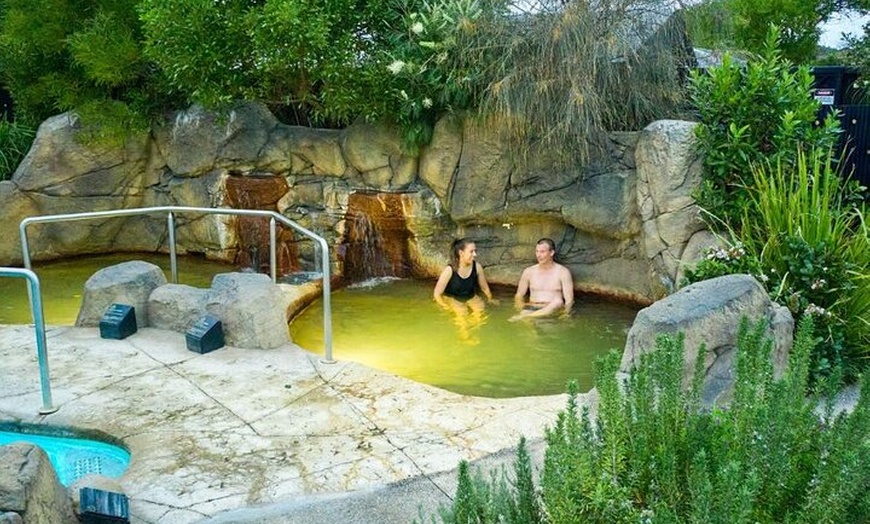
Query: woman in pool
[{"left": 433, "top": 238, "right": 496, "bottom": 342}]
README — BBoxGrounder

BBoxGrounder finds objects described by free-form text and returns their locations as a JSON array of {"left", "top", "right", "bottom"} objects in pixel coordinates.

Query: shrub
[
  {"left": 688, "top": 148, "right": 869, "bottom": 380},
  {"left": 419, "top": 436, "right": 543, "bottom": 524},
  {"left": 740, "top": 150, "right": 870, "bottom": 378},
  {"left": 366, "top": 0, "right": 498, "bottom": 151},
  {"left": 432, "top": 316, "right": 870, "bottom": 523},
  {"left": 0, "top": 117, "right": 35, "bottom": 180},
  {"left": 688, "top": 26, "right": 841, "bottom": 230}
]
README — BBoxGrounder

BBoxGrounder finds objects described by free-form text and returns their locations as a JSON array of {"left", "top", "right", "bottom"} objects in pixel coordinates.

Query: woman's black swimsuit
[{"left": 443, "top": 263, "right": 479, "bottom": 300}]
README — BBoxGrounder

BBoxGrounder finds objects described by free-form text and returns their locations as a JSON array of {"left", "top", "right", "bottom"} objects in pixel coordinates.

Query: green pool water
[
  {"left": 290, "top": 278, "right": 639, "bottom": 398},
  {"left": 2, "top": 255, "right": 640, "bottom": 398},
  {"left": 0, "top": 253, "right": 237, "bottom": 325}
]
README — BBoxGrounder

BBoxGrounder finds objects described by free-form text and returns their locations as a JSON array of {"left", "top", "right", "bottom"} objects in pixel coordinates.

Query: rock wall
[{"left": 0, "top": 103, "right": 705, "bottom": 302}]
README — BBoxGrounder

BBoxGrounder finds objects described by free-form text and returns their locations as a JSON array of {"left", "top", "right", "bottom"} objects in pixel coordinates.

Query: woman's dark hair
[{"left": 451, "top": 237, "right": 474, "bottom": 264}]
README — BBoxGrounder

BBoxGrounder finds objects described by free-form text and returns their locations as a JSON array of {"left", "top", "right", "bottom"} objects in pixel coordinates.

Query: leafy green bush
[
  {"left": 432, "top": 316, "right": 870, "bottom": 523},
  {"left": 0, "top": 117, "right": 35, "bottom": 180},
  {"left": 687, "top": 148, "right": 869, "bottom": 380},
  {"left": 741, "top": 150, "right": 870, "bottom": 377},
  {"left": 371, "top": 0, "right": 496, "bottom": 151},
  {"left": 682, "top": 241, "right": 762, "bottom": 284},
  {"left": 0, "top": 0, "right": 164, "bottom": 131},
  {"left": 688, "top": 27, "right": 841, "bottom": 230}
]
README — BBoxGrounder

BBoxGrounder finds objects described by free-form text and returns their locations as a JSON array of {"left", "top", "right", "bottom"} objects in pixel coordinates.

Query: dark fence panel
[{"left": 839, "top": 105, "right": 870, "bottom": 189}]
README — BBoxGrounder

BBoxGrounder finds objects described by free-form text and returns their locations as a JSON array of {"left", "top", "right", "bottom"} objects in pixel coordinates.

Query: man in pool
[{"left": 512, "top": 238, "right": 574, "bottom": 320}]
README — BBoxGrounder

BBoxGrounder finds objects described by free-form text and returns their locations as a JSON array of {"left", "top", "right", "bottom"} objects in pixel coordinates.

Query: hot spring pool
[
  {"left": 0, "top": 253, "right": 237, "bottom": 325},
  {"left": 0, "top": 425, "right": 130, "bottom": 486},
  {"left": 290, "top": 278, "right": 639, "bottom": 398}
]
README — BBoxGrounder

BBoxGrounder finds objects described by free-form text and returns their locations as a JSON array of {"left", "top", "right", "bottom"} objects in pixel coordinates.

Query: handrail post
[
  {"left": 0, "top": 268, "right": 57, "bottom": 414},
  {"left": 19, "top": 220, "right": 32, "bottom": 271},
  {"left": 319, "top": 238, "right": 334, "bottom": 363},
  {"left": 269, "top": 217, "right": 277, "bottom": 283},
  {"left": 167, "top": 211, "right": 178, "bottom": 283}
]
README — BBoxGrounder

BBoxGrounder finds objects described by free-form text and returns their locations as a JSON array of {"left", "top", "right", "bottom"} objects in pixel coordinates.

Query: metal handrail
[
  {"left": 0, "top": 267, "right": 57, "bottom": 414},
  {"left": 19, "top": 206, "right": 333, "bottom": 362}
]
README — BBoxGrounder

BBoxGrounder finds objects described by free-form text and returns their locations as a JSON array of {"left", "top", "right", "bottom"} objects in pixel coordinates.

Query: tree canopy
[{"left": 0, "top": 0, "right": 805, "bottom": 157}]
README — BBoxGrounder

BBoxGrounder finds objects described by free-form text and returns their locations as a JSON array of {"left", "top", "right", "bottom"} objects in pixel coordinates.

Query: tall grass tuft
[
  {"left": 459, "top": 0, "right": 693, "bottom": 169},
  {"left": 740, "top": 148, "right": 870, "bottom": 374},
  {"left": 0, "top": 116, "right": 35, "bottom": 180}
]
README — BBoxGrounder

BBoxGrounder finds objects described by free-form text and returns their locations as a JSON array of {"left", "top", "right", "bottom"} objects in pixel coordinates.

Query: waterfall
[{"left": 341, "top": 192, "right": 412, "bottom": 282}]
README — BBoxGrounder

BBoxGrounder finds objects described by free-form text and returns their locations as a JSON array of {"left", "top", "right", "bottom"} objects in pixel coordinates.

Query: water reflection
[{"left": 290, "top": 278, "right": 639, "bottom": 398}]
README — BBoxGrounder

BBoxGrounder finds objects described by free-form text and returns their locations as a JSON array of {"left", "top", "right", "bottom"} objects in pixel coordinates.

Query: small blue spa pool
[{"left": 0, "top": 426, "right": 130, "bottom": 486}]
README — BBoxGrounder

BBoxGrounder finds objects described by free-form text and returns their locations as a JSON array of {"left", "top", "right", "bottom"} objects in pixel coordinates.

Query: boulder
[
  {"left": 76, "top": 261, "right": 168, "bottom": 328},
  {"left": 260, "top": 126, "right": 346, "bottom": 176},
  {"left": 152, "top": 102, "right": 278, "bottom": 177},
  {"left": 147, "top": 284, "right": 209, "bottom": 332},
  {"left": 205, "top": 273, "right": 291, "bottom": 349},
  {"left": 635, "top": 120, "right": 706, "bottom": 296},
  {"left": 341, "top": 123, "right": 417, "bottom": 190},
  {"left": 0, "top": 512, "right": 22, "bottom": 523},
  {"left": 0, "top": 443, "right": 77, "bottom": 524},
  {"left": 418, "top": 116, "right": 463, "bottom": 203},
  {"left": 0, "top": 182, "right": 38, "bottom": 265},
  {"left": 449, "top": 120, "right": 513, "bottom": 221},
  {"left": 620, "top": 274, "right": 793, "bottom": 406}
]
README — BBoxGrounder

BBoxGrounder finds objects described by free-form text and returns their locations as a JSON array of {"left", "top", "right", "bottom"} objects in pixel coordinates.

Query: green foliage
[
  {"left": 0, "top": 116, "right": 35, "bottom": 180},
  {"left": 726, "top": 0, "right": 832, "bottom": 63},
  {"left": 422, "top": 437, "right": 543, "bottom": 524},
  {"left": 138, "top": 0, "right": 406, "bottom": 126},
  {"left": 681, "top": 0, "right": 737, "bottom": 51},
  {"left": 0, "top": 0, "right": 173, "bottom": 139},
  {"left": 2, "top": 0, "right": 691, "bottom": 156},
  {"left": 370, "top": 0, "right": 500, "bottom": 151},
  {"left": 843, "top": 20, "right": 870, "bottom": 95},
  {"left": 741, "top": 150, "right": 870, "bottom": 377},
  {"left": 688, "top": 27, "right": 841, "bottom": 229},
  {"left": 682, "top": 0, "right": 863, "bottom": 63},
  {"left": 682, "top": 241, "right": 762, "bottom": 284},
  {"left": 685, "top": 149, "right": 869, "bottom": 380},
  {"left": 473, "top": 0, "right": 692, "bottom": 167},
  {"left": 432, "top": 316, "right": 870, "bottom": 523}
]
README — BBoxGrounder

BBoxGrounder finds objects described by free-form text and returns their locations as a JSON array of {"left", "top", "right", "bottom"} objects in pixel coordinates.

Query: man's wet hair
[{"left": 536, "top": 238, "right": 556, "bottom": 252}]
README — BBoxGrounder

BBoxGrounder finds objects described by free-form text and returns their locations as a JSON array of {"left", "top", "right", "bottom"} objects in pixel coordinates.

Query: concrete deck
[{"left": 0, "top": 324, "right": 575, "bottom": 523}]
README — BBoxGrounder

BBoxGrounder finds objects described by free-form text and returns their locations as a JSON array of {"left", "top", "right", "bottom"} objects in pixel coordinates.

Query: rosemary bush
[{"left": 432, "top": 316, "right": 870, "bottom": 523}]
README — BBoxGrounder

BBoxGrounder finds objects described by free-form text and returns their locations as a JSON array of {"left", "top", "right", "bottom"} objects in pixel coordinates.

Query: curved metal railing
[
  {"left": 0, "top": 267, "right": 57, "bottom": 414},
  {"left": 19, "top": 206, "right": 333, "bottom": 362}
]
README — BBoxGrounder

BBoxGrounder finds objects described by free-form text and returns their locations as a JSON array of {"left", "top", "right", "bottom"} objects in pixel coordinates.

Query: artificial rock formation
[
  {"left": 0, "top": 443, "right": 78, "bottom": 524},
  {"left": 2, "top": 102, "right": 708, "bottom": 303},
  {"left": 75, "top": 260, "right": 168, "bottom": 328},
  {"left": 620, "top": 273, "right": 793, "bottom": 406},
  {"left": 76, "top": 265, "right": 295, "bottom": 349}
]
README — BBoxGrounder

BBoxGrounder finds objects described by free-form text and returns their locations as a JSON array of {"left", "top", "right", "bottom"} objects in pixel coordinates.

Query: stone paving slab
[{"left": 0, "top": 324, "right": 577, "bottom": 523}]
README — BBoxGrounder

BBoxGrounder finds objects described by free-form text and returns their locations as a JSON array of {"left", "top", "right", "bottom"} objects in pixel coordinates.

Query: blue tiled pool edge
[{"left": 0, "top": 421, "right": 130, "bottom": 486}]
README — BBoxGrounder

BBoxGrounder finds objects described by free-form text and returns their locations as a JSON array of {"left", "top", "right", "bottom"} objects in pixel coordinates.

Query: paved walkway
[{"left": 0, "top": 325, "right": 574, "bottom": 523}]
